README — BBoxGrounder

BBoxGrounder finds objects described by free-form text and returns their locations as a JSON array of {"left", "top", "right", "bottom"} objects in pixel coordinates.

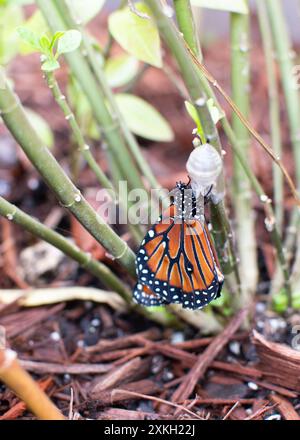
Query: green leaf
[
  {"left": 18, "top": 11, "right": 49, "bottom": 55},
  {"left": 108, "top": 3, "right": 162, "bottom": 68},
  {"left": 115, "top": 93, "right": 174, "bottom": 142},
  {"left": 41, "top": 58, "right": 60, "bottom": 71},
  {"left": 66, "top": 0, "right": 105, "bottom": 24},
  {"left": 57, "top": 29, "right": 82, "bottom": 55},
  {"left": 25, "top": 107, "right": 54, "bottom": 148},
  {"left": 185, "top": 101, "right": 202, "bottom": 131},
  {"left": 105, "top": 55, "right": 139, "bottom": 88},
  {"left": 39, "top": 34, "right": 51, "bottom": 53},
  {"left": 190, "top": 0, "right": 248, "bottom": 14},
  {"left": 17, "top": 26, "right": 40, "bottom": 50},
  {"left": 50, "top": 31, "right": 65, "bottom": 50}
]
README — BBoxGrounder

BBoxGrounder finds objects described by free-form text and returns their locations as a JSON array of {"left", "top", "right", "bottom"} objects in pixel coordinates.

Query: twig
[
  {"left": 270, "top": 394, "right": 300, "bottom": 420},
  {"left": 19, "top": 359, "right": 113, "bottom": 375},
  {"left": 0, "top": 349, "right": 65, "bottom": 420},
  {"left": 113, "top": 389, "right": 204, "bottom": 419},
  {"left": 171, "top": 308, "right": 248, "bottom": 403},
  {"left": 223, "top": 401, "right": 240, "bottom": 420}
]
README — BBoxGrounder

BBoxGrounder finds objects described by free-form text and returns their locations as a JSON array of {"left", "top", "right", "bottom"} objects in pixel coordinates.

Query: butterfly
[{"left": 133, "top": 181, "right": 224, "bottom": 310}]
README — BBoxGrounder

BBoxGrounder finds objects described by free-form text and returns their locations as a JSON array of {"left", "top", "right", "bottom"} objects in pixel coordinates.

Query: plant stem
[
  {"left": 173, "top": 0, "right": 202, "bottom": 59},
  {"left": 257, "top": 0, "right": 284, "bottom": 233},
  {"left": 144, "top": 0, "right": 291, "bottom": 298},
  {"left": 265, "top": 0, "right": 300, "bottom": 297},
  {"left": 44, "top": 71, "right": 143, "bottom": 244},
  {"left": 230, "top": 8, "right": 258, "bottom": 305},
  {"left": 0, "top": 349, "right": 65, "bottom": 420},
  {"left": 53, "top": 0, "right": 162, "bottom": 193},
  {"left": 146, "top": 0, "right": 239, "bottom": 281},
  {"left": 265, "top": 0, "right": 300, "bottom": 186},
  {"left": 35, "top": 0, "right": 145, "bottom": 194},
  {"left": 0, "top": 196, "right": 131, "bottom": 300},
  {"left": 45, "top": 71, "right": 114, "bottom": 191},
  {"left": 0, "top": 76, "right": 136, "bottom": 276}
]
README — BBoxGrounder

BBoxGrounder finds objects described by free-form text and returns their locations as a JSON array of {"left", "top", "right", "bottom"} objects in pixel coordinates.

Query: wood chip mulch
[{"left": 0, "top": 302, "right": 300, "bottom": 420}]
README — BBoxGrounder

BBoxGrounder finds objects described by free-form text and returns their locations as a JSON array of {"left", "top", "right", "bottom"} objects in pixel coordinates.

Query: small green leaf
[
  {"left": 105, "top": 55, "right": 139, "bottom": 88},
  {"left": 66, "top": 0, "right": 105, "bottom": 24},
  {"left": 18, "top": 11, "right": 49, "bottom": 55},
  {"left": 17, "top": 26, "right": 41, "bottom": 50},
  {"left": 50, "top": 31, "right": 65, "bottom": 50},
  {"left": 115, "top": 93, "right": 174, "bottom": 142},
  {"left": 39, "top": 34, "right": 51, "bottom": 53},
  {"left": 25, "top": 107, "right": 54, "bottom": 148},
  {"left": 185, "top": 101, "right": 201, "bottom": 130},
  {"left": 57, "top": 30, "right": 82, "bottom": 55},
  {"left": 190, "top": 0, "right": 248, "bottom": 14},
  {"left": 108, "top": 3, "right": 162, "bottom": 68},
  {"left": 41, "top": 58, "right": 60, "bottom": 72}
]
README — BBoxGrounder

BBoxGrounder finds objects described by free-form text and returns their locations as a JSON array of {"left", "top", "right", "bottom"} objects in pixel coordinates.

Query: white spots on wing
[{"left": 148, "top": 230, "right": 155, "bottom": 238}]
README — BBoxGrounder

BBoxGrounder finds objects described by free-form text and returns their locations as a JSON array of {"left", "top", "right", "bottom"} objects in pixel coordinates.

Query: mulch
[{"left": 0, "top": 298, "right": 300, "bottom": 420}]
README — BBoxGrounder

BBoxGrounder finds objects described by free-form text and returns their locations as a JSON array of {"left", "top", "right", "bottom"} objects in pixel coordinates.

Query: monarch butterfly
[{"left": 133, "top": 181, "right": 224, "bottom": 310}]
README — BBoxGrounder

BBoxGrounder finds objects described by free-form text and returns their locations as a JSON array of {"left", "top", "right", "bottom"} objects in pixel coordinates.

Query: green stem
[
  {"left": 0, "top": 196, "right": 131, "bottom": 300},
  {"left": 45, "top": 71, "right": 143, "bottom": 244},
  {"left": 173, "top": 0, "right": 202, "bottom": 59},
  {"left": 265, "top": 0, "right": 300, "bottom": 186},
  {"left": 35, "top": 0, "right": 145, "bottom": 194},
  {"left": 144, "top": 0, "right": 291, "bottom": 298},
  {"left": 45, "top": 71, "right": 114, "bottom": 192},
  {"left": 230, "top": 9, "right": 258, "bottom": 305},
  {"left": 265, "top": 0, "right": 300, "bottom": 298},
  {"left": 147, "top": 0, "right": 239, "bottom": 279},
  {"left": 0, "top": 75, "right": 136, "bottom": 277},
  {"left": 257, "top": 0, "right": 283, "bottom": 233},
  {"left": 53, "top": 0, "right": 162, "bottom": 192}
]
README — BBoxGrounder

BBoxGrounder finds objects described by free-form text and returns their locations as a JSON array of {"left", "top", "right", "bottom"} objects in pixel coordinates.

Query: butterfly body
[{"left": 133, "top": 182, "right": 224, "bottom": 310}]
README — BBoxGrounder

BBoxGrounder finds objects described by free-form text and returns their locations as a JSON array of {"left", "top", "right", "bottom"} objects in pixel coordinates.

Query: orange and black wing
[{"left": 133, "top": 211, "right": 224, "bottom": 309}]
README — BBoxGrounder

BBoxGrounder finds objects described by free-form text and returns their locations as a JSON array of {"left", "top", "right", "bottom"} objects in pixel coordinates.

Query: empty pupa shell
[{"left": 186, "top": 143, "right": 222, "bottom": 189}]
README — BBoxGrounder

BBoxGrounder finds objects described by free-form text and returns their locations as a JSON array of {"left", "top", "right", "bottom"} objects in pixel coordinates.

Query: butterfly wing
[
  {"left": 135, "top": 212, "right": 224, "bottom": 309},
  {"left": 133, "top": 282, "right": 169, "bottom": 306}
]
